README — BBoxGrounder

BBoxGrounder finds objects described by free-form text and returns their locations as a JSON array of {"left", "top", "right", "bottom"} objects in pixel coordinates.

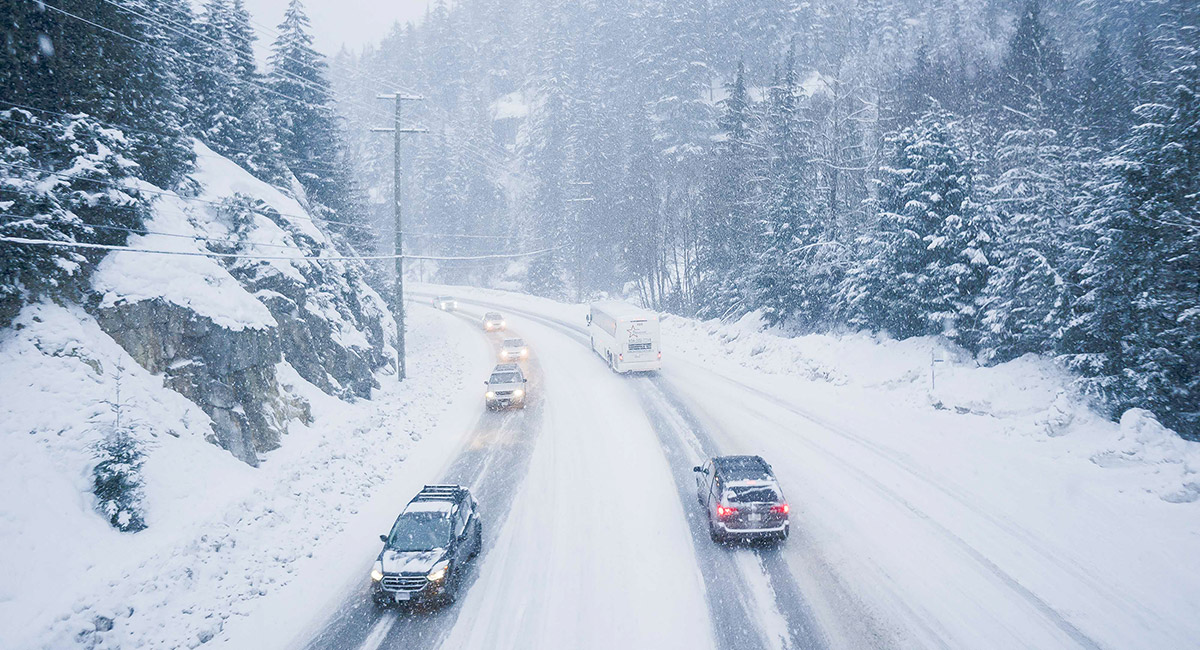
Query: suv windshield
[
  {"left": 485, "top": 313, "right": 502, "bottom": 320},
  {"left": 726, "top": 484, "right": 779, "bottom": 503},
  {"left": 489, "top": 372, "right": 521, "bottom": 384},
  {"left": 387, "top": 512, "right": 452, "bottom": 551}
]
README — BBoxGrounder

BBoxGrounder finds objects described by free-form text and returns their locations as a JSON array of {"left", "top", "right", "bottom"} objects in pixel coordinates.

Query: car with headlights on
[
  {"left": 371, "top": 485, "right": 482, "bottom": 607},
  {"left": 500, "top": 337, "right": 529, "bottom": 362},
  {"left": 484, "top": 363, "right": 527, "bottom": 409},
  {"left": 482, "top": 311, "right": 506, "bottom": 331},
  {"left": 432, "top": 295, "right": 458, "bottom": 311},
  {"left": 693, "top": 455, "right": 789, "bottom": 542}
]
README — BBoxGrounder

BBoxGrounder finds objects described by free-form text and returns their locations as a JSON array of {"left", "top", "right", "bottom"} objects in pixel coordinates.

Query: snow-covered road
[{"left": 290, "top": 287, "right": 1199, "bottom": 650}]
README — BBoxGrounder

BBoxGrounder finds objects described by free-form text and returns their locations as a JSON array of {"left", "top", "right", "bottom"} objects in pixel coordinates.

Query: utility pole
[
  {"left": 372, "top": 93, "right": 426, "bottom": 381},
  {"left": 566, "top": 181, "right": 593, "bottom": 303}
]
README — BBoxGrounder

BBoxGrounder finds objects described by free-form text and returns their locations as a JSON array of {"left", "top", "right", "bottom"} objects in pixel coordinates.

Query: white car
[
  {"left": 482, "top": 312, "right": 505, "bottom": 331},
  {"left": 484, "top": 363, "right": 527, "bottom": 409},
  {"left": 500, "top": 338, "right": 529, "bottom": 361},
  {"left": 433, "top": 296, "right": 458, "bottom": 311}
]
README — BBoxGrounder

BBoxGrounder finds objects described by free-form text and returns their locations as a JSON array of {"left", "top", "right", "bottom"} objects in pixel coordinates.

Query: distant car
[
  {"left": 484, "top": 363, "right": 527, "bottom": 409},
  {"left": 482, "top": 311, "right": 505, "bottom": 331},
  {"left": 693, "top": 455, "right": 789, "bottom": 542},
  {"left": 371, "top": 485, "right": 482, "bottom": 608},
  {"left": 433, "top": 296, "right": 458, "bottom": 311},
  {"left": 500, "top": 337, "right": 529, "bottom": 361}
]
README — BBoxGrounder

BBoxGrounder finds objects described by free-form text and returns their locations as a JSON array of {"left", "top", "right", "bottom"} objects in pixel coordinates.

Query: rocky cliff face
[
  {"left": 94, "top": 298, "right": 308, "bottom": 466},
  {"left": 86, "top": 142, "right": 396, "bottom": 466}
]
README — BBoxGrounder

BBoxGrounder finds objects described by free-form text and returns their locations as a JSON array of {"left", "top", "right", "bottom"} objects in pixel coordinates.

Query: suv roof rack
[{"left": 412, "top": 484, "right": 467, "bottom": 502}]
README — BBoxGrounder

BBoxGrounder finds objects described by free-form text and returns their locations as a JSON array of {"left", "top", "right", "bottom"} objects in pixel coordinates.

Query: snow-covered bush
[{"left": 92, "top": 428, "right": 147, "bottom": 533}]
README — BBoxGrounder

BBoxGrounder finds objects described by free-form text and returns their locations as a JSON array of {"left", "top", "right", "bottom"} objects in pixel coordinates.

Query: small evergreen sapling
[{"left": 92, "top": 362, "right": 147, "bottom": 533}]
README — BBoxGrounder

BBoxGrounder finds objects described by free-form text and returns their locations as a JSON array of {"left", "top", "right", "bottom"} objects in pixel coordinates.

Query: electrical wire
[
  {"left": 2, "top": 161, "right": 375, "bottom": 233},
  {"left": 0, "top": 233, "right": 566, "bottom": 262},
  {"left": 0, "top": 212, "right": 310, "bottom": 251},
  {"left": 0, "top": 110, "right": 344, "bottom": 176}
]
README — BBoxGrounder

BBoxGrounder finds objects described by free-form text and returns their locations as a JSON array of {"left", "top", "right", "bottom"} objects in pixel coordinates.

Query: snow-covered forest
[
  {"left": 334, "top": 0, "right": 1199, "bottom": 441},
  {"left": 2, "top": 0, "right": 1197, "bottom": 437}
]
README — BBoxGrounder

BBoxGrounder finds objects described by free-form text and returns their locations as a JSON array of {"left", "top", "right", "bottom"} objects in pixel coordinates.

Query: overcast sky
[{"left": 242, "top": 0, "right": 432, "bottom": 55}]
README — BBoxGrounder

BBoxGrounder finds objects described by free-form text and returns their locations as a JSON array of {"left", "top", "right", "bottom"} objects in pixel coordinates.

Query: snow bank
[
  {"left": 663, "top": 311, "right": 1200, "bottom": 503},
  {"left": 0, "top": 306, "right": 475, "bottom": 650}
]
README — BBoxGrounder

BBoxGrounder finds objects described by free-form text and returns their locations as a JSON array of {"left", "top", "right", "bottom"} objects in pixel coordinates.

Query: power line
[
  {"left": 2, "top": 161, "right": 375, "bottom": 233},
  {"left": 36, "top": 1, "right": 386, "bottom": 128},
  {"left": 0, "top": 212, "right": 310, "bottom": 251},
  {"left": 0, "top": 109, "right": 345, "bottom": 176},
  {"left": 0, "top": 233, "right": 566, "bottom": 262},
  {"left": 98, "top": 0, "right": 395, "bottom": 124},
  {"left": 1, "top": 182, "right": 530, "bottom": 244}
]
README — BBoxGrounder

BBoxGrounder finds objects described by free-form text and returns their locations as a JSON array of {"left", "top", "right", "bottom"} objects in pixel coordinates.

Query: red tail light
[
  {"left": 618, "top": 353, "right": 623, "bottom": 362},
  {"left": 771, "top": 504, "right": 790, "bottom": 515},
  {"left": 717, "top": 505, "right": 738, "bottom": 518},
  {"left": 657, "top": 351, "right": 662, "bottom": 360}
]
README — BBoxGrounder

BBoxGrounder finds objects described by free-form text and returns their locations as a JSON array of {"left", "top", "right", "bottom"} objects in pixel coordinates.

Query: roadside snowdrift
[
  {"left": 664, "top": 311, "right": 1200, "bottom": 504},
  {"left": 0, "top": 142, "right": 414, "bottom": 649}
]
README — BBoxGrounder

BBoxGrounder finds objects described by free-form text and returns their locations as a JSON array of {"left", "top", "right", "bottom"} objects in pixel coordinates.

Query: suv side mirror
[
  {"left": 379, "top": 534, "right": 388, "bottom": 543},
  {"left": 692, "top": 466, "right": 703, "bottom": 473},
  {"left": 523, "top": 378, "right": 528, "bottom": 383}
]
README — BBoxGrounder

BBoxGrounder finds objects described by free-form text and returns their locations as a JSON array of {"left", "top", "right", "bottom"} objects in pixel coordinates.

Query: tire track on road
[
  {"left": 304, "top": 307, "right": 546, "bottom": 650},
  {"left": 443, "top": 293, "right": 826, "bottom": 650}
]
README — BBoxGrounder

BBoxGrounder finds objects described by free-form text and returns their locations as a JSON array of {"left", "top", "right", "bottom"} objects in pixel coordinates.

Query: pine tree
[
  {"left": 756, "top": 47, "right": 825, "bottom": 328},
  {"left": 269, "top": 0, "right": 351, "bottom": 211},
  {"left": 697, "top": 62, "right": 758, "bottom": 319},
  {"left": 845, "top": 112, "right": 994, "bottom": 345},
  {"left": 996, "top": 0, "right": 1066, "bottom": 123},
  {"left": 0, "top": 111, "right": 150, "bottom": 326},
  {"left": 0, "top": 0, "right": 194, "bottom": 187},
  {"left": 1066, "top": 1, "right": 1200, "bottom": 439}
]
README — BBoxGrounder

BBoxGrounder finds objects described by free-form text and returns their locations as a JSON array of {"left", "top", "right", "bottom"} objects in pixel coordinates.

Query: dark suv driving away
[
  {"left": 371, "top": 485, "right": 482, "bottom": 607},
  {"left": 693, "top": 455, "right": 789, "bottom": 543}
]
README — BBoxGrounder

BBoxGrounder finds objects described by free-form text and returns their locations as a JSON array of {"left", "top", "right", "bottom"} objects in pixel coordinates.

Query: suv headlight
[
  {"left": 513, "top": 389, "right": 525, "bottom": 398},
  {"left": 427, "top": 561, "right": 449, "bottom": 582},
  {"left": 371, "top": 561, "right": 384, "bottom": 582},
  {"left": 485, "top": 391, "right": 495, "bottom": 399}
]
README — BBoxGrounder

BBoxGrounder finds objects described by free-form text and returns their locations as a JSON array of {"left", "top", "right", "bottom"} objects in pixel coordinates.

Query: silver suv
[
  {"left": 485, "top": 363, "right": 527, "bottom": 409},
  {"left": 693, "top": 455, "right": 789, "bottom": 543}
]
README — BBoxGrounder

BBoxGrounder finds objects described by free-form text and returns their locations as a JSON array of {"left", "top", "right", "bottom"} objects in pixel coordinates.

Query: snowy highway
[{"left": 287, "top": 288, "right": 1198, "bottom": 650}]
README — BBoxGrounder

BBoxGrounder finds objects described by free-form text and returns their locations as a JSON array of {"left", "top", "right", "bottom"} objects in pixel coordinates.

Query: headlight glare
[
  {"left": 427, "top": 562, "right": 449, "bottom": 582},
  {"left": 485, "top": 391, "right": 495, "bottom": 399},
  {"left": 513, "top": 389, "right": 525, "bottom": 398},
  {"left": 371, "top": 561, "right": 384, "bottom": 582}
]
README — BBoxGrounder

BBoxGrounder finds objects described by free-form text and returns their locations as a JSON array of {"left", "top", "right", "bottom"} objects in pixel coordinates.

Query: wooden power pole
[{"left": 372, "top": 93, "right": 426, "bottom": 381}]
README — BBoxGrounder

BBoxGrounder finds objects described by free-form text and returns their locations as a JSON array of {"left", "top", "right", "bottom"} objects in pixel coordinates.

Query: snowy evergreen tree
[
  {"left": 0, "top": 0, "right": 194, "bottom": 188},
  {"left": 0, "top": 111, "right": 150, "bottom": 327},
  {"left": 845, "top": 112, "right": 994, "bottom": 345},
  {"left": 1066, "top": 2, "right": 1200, "bottom": 439},
  {"left": 93, "top": 427, "right": 147, "bottom": 533},
  {"left": 697, "top": 62, "right": 759, "bottom": 319},
  {"left": 269, "top": 0, "right": 353, "bottom": 213}
]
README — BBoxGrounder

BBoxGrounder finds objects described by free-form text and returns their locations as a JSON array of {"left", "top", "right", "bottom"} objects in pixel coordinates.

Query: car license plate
[
  {"left": 394, "top": 592, "right": 411, "bottom": 602},
  {"left": 748, "top": 513, "right": 762, "bottom": 523}
]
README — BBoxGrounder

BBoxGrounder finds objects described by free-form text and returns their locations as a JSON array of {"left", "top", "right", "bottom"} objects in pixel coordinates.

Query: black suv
[
  {"left": 693, "top": 455, "right": 789, "bottom": 542},
  {"left": 371, "top": 485, "right": 483, "bottom": 607}
]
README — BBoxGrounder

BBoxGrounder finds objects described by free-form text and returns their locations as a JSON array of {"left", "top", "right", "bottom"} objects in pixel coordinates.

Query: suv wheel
[{"left": 471, "top": 522, "right": 482, "bottom": 558}]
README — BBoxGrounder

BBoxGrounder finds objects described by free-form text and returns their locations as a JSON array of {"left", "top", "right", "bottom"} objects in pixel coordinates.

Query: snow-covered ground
[
  {"left": 0, "top": 304, "right": 487, "bottom": 650},
  {"left": 5, "top": 280, "right": 1197, "bottom": 650},
  {"left": 403, "top": 285, "right": 1200, "bottom": 650}
]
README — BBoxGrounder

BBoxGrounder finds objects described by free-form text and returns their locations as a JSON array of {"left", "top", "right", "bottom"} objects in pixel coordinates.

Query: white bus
[{"left": 587, "top": 301, "right": 662, "bottom": 373}]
